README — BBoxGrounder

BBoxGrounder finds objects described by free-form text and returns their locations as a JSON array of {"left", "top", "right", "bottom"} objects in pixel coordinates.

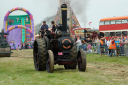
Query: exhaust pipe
[{"left": 61, "top": 4, "right": 67, "bottom": 32}]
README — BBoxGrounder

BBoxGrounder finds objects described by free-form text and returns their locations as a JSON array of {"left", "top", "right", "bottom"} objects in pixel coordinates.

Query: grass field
[{"left": 0, "top": 49, "right": 128, "bottom": 85}]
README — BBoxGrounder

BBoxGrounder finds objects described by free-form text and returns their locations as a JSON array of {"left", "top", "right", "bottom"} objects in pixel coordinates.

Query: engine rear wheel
[
  {"left": 33, "top": 39, "right": 47, "bottom": 71},
  {"left": 78, "top": 49, "right": 87, "bottom": 72}
]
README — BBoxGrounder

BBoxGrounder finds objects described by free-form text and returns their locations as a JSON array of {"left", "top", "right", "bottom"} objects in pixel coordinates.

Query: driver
[{"left": 40, "top": 21, "right": 49, "bottom": 34}]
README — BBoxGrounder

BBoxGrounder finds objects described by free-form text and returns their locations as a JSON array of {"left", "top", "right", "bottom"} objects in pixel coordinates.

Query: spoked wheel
[
  {"left": 46, "top": 50, "right": 54, "bottom": 73},
  {"left": 77, "top": 49, "right": 87, "bottom": 72},
  {"left": 33, "top": 39, "right": 47, "bottom": 71}
]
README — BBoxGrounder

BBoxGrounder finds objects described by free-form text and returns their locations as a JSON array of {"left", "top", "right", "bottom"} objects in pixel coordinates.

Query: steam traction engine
[
  {"left": 0, "top": 30, "right": 12, "bottom": 57},
  {"left": 33, "top": 4, "right": 87, "bottom": 73}
]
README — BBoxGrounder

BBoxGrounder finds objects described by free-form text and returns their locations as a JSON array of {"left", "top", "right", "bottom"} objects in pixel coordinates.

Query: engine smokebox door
[{"left": 58, "top": 37, "right": 73, "bottom": 51}]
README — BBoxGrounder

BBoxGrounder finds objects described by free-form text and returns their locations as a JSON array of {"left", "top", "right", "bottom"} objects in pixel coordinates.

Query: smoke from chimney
[{"left": 70, "top": 0, "right": 89, "bottom": 28}]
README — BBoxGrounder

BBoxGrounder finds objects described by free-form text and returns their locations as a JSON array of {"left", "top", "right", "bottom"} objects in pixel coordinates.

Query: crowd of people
[
  {"left": 12, "top": 41, "right": 34, "bottom": 51},
  {"left": 76, "top": 35, "right": 128, "bottom": 57}
]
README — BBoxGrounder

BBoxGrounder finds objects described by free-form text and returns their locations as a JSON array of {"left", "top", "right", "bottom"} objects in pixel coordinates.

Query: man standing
[
  {"left": 109, "top": 38, "right": 116, "bottom": 57},
  {"left": 76, "top": 37, "right": 82, "bottom": 52},
  {"left": 107, "top": 38, "right": 111, "bottom": 55},
  {"left": 100, "top": 36, "right": 105, "bottom": 53},
  {"left": 115, "top": 38, "right": 120, "bottom": 57},
  {"left": 21, "top": 42, "right": 23, "bottom": 50},
  {"left": 104, "top": 36, "right": 107, "bottom": 55}
]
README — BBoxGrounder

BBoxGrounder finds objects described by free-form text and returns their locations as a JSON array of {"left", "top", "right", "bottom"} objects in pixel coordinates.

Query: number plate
[{"left": 58, "top": 52, "right": 63, "bottom": 55}]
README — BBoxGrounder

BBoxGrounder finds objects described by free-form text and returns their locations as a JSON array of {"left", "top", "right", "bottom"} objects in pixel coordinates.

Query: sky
[{"left": 0, "top": 0, "right": 128, "bottom": 30}]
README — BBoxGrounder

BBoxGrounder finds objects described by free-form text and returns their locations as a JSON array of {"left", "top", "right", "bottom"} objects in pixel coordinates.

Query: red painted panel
[{"left": 99, "top": 24, "right": 128, "bottom": 31}]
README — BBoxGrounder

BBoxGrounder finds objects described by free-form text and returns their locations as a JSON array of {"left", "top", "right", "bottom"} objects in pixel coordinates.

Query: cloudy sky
[{"left": 0, "top": 0, "right": 128, "bottom": 30}]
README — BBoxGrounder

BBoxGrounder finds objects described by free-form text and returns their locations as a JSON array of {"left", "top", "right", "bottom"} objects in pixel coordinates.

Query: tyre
[
  {"left": 46, "top": 50, "right": 54, "bottom": 73},
  {"left": 69, "top": 39, "right": 77, "bottom": 69},
  {"left": 78, "top": 49, "right": 87, "bottom": 72},
  {"left": 33, "top": 39, "right": 47, "bottom": 71}
]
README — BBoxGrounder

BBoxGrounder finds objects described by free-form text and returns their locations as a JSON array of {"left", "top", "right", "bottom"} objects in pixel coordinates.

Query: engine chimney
[{"left": 61, "top": 4, "right": 67, "bottom": 32}]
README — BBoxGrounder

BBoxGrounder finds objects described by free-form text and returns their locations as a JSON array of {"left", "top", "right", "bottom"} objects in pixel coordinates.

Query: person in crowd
[
  {"left": 100, "top": 36, "right": 105, "bottom": 53},
  {"left": 115, "top": 38, "right": 120, "bottom": 56},
  {"left": 16, "top": 45, "right": 20, "bottom": 51},
  {"left": 95, "top": 37, "right": 100, "bottom": 54},
  {"left": 13, "top": 41, "right": 16, "bottom": 50},
  {"left": 124, "top": 37, "right": 128, "bottom": 42},
  {"left": 83, "top": 42, "right": 86, "bottom": 51},
  {"left": 87, "top": 43, "right": 92, "bottom": 53},
  {"left": 76, "top": 37, "right": 82, "bottom": 52},
  {"left": 30, "top": 41, "right": 34, "bottom": 49},
  {"left": 30, "top": 42, "right": 32, "bottom": 49},
  {"left": 25, "top": 42, "right": 29, "bottom": 49},
  {"left": 21, "top": 42, "right": 23, "bottom": 49},
  {"left": 107, "top": 38, "right": 111, "bottom": 55},
  {"left": 86, "top": 38, "right": 92, "bottom": 43},
  {"left": 92, "top": 38, "right": 95, "bottom": 49},
  {"left": 23, "top": 42, "right": 25, "bottom": 49},
  {"left": 104, "top": 36, "right": 108, "bottom": 55},
  {"left": 93, "top": 38, "right": 97, "bottom": 52},
  {"left": 122, "top": 35, "right": 125, "bottom": 42},
  {"left": 120, "top": 37, "right": 124, "bottom": 56},
  {"left": 109, "top": 38, "right": 116, "bottom": 57},
  {"left": 79, "top": 40, "right": 86, "bottom": 51}
]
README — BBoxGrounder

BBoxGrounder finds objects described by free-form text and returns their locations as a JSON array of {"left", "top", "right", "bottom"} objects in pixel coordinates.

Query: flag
[{"left": 89, "top": 22, "right": 92, "bottom": 25}]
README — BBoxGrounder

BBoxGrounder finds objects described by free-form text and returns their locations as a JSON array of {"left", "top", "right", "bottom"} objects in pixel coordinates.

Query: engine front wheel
[
  {"left": 77, "top": 49, "right": 87, "bottom": 72},
  {"left": 46, "top": 50, "right": 54, "bottom": 73}
]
